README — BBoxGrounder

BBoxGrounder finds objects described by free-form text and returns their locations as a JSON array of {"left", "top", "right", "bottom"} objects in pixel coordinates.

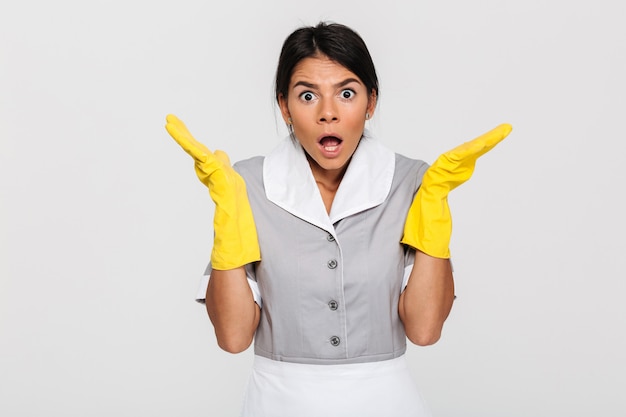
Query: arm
[
  {"left": 206, "top": 268, "right": 260, "bottom": 353},
  {"left": 164, "top": 114, "right": 262, "bottom": 352},
  {"left": 400, "top": 124, "right": 512, "bottom": 345},
  {"left": 398, "top": 251, "right": 454, "bottom": 346}
]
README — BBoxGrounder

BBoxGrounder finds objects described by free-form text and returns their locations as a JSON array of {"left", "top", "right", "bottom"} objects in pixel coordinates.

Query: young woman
[{"left": 165, "top": 22, "right": 511, "bottom": 417}]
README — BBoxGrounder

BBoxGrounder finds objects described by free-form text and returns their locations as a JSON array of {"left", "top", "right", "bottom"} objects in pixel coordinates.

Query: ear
[
  {"left": 278, "top": 93, "right": 291, "bottom": 124},
  {"left": 366, "top": 89, "right": 377, "bottom": 119}
]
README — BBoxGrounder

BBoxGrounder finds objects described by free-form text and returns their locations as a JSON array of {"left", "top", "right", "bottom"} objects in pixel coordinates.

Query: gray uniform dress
[
  {"left": 237, "top": 132, "right": 428, "bottom": 364},
  {"left": 199, "top": 132, "right": 433, "bottom": 416}
]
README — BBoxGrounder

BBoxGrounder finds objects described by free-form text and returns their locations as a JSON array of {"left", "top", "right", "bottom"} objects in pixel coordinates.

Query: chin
[{"left": 321, "top": 159, "right": 350, "bottom": 172}]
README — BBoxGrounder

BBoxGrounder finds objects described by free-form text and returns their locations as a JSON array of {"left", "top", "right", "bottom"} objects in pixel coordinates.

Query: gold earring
[
  {"left": 365, "top": 113, "right": 370, "bottom": 120},
  {"left": 287, "top": 117, "right": 292, "bottom": 125}
]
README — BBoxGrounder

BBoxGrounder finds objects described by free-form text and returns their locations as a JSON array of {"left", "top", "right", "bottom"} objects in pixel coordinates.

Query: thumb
[{"left": 214, "top": 150, "right": 232, "bottom": 167}]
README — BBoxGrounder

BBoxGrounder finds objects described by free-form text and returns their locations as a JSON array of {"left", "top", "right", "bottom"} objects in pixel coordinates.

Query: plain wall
[{"left": 1, "top": 0, "right": 625, "bottom": 416}]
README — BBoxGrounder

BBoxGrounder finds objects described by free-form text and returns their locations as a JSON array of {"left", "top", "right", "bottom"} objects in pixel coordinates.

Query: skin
[{"left": 207, "top": 54, "right": 454, "bottom": 352}]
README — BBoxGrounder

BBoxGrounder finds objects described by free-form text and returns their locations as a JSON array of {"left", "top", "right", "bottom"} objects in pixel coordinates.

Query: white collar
[{"left": 263, "top": 130, "right": 395, "bottom": 233}]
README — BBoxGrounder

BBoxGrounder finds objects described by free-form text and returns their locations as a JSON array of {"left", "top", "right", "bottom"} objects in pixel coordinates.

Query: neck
[
  {"left": 306, "top": 155, "right": 348, "bottom": 188},
  {"left": 306, "top": 154, "right": 349, "bottom": 214}
]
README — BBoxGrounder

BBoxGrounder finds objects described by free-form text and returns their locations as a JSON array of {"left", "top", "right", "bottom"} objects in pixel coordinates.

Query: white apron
[{"left": 240, "top": 355, "right": 432, "bottom": 417}]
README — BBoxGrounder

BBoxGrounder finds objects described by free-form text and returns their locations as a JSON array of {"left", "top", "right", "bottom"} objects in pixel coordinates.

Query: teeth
[{"left": 324, "top": 145, "right": 339, "bottom": 151}]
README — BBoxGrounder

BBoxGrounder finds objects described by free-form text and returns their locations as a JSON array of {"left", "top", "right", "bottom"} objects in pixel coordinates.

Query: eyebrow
[{"left": 292, "top": 78, "right": 362, "bottom": 89}]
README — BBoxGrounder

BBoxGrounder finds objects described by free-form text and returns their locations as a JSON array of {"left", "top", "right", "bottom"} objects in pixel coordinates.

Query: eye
[
  {"left": 299, "top": 91, "right": 315, "bottom": 102},
  {"left": 340, "top": 89, "right": 355, "bottom": 99}
]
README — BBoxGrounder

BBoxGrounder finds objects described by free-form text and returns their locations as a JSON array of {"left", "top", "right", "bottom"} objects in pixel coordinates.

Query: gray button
[
  {"left": 328, "top": 300, "right": 338, "bottom": 311},
  {"left": 330, "top": 336, "right": 341, "bottom": 346},
  {"left": 327, "top": 234, "right": 335, "bottom": 242},
  {"left": 327, "top": 259, "right": 338, "bottom": 269}
]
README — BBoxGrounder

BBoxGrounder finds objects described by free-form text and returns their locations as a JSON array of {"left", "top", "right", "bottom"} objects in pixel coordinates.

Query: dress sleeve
[
  {"left": 401, "top": 247, "right": 415, "bottom": 292},
  {"left": 194, "top": 262, "right": 263, "bottom": 308}
]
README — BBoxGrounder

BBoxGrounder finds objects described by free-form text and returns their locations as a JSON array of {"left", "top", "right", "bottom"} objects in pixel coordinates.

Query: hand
[
  {"left": 401, "top": 124, "right": 512, "bottom": 258},
  {"left": 165, "top": 114, "right": 261, "bottom": 269}
]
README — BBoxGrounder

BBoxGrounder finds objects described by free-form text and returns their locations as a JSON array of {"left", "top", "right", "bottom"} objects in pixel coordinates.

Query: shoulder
[
  {"left": 361, "top": 130, "right": 428, "bottom": 178},
  {"left": 394, "top": 153, "right": 428, "bottom": 170},
  {"left": 393, "top": 153, "right": 429, "bottom": 187},
  {"left": 233, "top": 156, "right": 264, "bottom": 179}
]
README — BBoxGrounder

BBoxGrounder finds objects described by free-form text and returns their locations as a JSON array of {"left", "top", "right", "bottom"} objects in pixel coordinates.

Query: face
[{"left": 278, "top": 55, "right": 376, "bottom": 181}]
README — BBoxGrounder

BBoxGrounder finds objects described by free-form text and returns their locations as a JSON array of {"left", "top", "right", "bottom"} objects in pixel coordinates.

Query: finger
[
  {"left": 165, "top": 113, "right": 184, "bottom": 126},
  {"left": 475, "top": 123, "right": 512, "bottom": 152},
  {"left": 165, "top": 114, "right": 193, "bottom": 141},
  {"left": 164, "top": 114, "right": 212, "bottom": 162},
  {"left": 448, "top": 123, "right": 512, "bottom": 161},
  {"left": 165, "top": 122, "right": 201, "bottom": 157}
]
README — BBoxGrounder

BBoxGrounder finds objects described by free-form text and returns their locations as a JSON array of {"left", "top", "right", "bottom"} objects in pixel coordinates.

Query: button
[
  {"left": 330, "top": 336, "right": 341, "bottom": 347},
  {"left": 328, "top": 300, "right": 338, "bottom": 311},
  {"left": 326, "top": 234, "right": 335, "bottom": 242},
  {"left": 327, "top": 259, "right": 338, "bottom": 269}
]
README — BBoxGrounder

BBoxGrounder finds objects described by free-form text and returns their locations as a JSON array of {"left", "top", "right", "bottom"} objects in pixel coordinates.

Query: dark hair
[{"left": 274, "top": 22, "right": 379, "bottom": 103}]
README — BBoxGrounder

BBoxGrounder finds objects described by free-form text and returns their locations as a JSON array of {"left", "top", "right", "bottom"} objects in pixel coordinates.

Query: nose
[{"left": 318, "top": 99, "right": 338, "bottom": 123}]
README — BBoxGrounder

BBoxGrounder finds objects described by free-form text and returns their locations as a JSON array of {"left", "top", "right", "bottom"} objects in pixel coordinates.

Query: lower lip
[{"left": 318, "top": 142, "right": 342, "bottom": 158}]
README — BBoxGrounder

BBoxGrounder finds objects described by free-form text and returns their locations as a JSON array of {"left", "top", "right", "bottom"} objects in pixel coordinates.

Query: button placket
[
  {"left": 326, "top": 233, "right": 337, "bottom": 269},
  {"left": 325, "top": 230, "right": 344, "bottom": 352}
]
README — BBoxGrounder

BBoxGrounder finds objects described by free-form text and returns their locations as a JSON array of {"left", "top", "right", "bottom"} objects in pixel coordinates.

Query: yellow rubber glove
[
  {"left": 401, "top": 124, "right": 513, "bottom": 258},
  {"left": 165, "top": 114, "right": 261, "bottom": 270}
]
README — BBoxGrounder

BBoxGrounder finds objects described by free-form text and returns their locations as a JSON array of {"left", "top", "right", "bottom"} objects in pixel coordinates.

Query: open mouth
[{"left": 319, "top": 135, "right": 342, "bottom": 152}]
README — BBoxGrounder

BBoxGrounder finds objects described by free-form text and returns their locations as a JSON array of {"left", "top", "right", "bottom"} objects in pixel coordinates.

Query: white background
[{"left": 2, "top": 1, "right": 625, "bottom": 416}]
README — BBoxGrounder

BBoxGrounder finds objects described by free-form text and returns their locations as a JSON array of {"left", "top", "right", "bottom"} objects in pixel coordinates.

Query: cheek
[
  {"left": 288, "top": 105, "right": 311, "bottom": 125},
  {"left": 345, "top": 109, "right": 367, "bottom": 128},
  {"left": 347, "top": 100, "right": 369, "bottom": 119}
]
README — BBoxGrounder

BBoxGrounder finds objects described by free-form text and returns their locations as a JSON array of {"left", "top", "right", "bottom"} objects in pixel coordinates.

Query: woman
[{"left": 165, "top": 22, "right": 511, "bottom": 417}]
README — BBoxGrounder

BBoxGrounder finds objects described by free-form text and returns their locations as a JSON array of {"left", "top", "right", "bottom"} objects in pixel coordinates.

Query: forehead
[{"left": 290, "top": 55, "right": 362, "bottom": 86}]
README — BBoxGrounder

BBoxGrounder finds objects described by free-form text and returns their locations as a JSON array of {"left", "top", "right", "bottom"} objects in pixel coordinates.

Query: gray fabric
[{"left": 233, "top": 153, "right": 428, "bottom": 365}]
